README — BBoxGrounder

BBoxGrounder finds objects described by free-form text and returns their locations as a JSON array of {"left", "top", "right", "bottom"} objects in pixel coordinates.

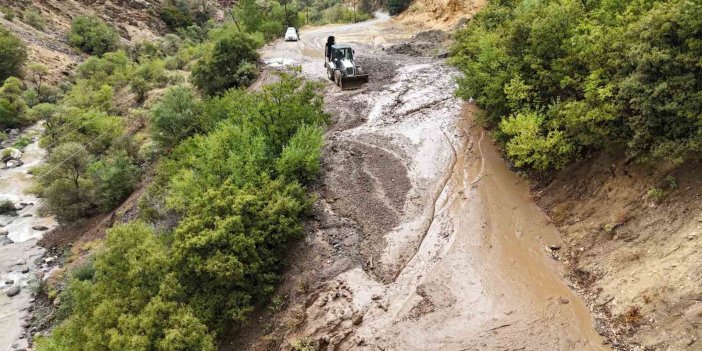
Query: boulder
[
  {"left": 32, "top": 225, "right": 49, "bottom": 231},
  {"left": 1, "top": 147, "right": 21, "bottom": 161},
  {"left": 0, "top": 236, "right": 13, "bottom": 246},
  {"left": 6, "top": 285, "right": 20, "bottom": 297},
  {"left": 0, "top": 229, "right": 8, "bottom": 236},
  {"left": 5, "top": 159, "right": 23, "bottom": 168},
  {"left": 21, "top": 266, "right": 29, "bottom": 274},
  {"left": 9, "top": 129, "right": 19, "bottom": 136}
]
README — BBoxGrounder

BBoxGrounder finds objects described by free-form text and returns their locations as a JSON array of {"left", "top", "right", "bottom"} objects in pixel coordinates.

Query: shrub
[
  {"left": 22, "top": 88, "right": 39, "bottom": 107},
  {"left": 172, "top": 176, "right": 311, "bottom": 331},
  {"left": 89, "top": 151, "right": 139, "bottom": 212},
  {"left": 451, "top": 0, "right": 702, "bottom": 170},
  {"left": 149, "top": 86, "right": 202, "bottom": 148},
  {"left": 35, "top": 222, "right": 217, "bottom": 351},
  {"left": 64, "top": 80, "right": 114, "bottom": 111},
  {"left": 22, "top": 9, "right": 45, "bottom": 30},
  {"left": 160, "top": 5, "right": 194, "bottom": 30},
  {"left": 0, "top": 77, "right": 29, "bottom": 128},
  {"left": 0, "top": 28, "right": 27, "bottom": 82},
  {"left": 276, "top": 125, "right": 324, "bottom": 183},
  {"left": 190, "top": 31, "right": 261, "bottom": 96},
  {"left": 0, "top": 199, "right": 17, "bottom": 215},
  {"left": 1, "top": 6, "right": 15, "bottom": 21},
  {"left": 68, "top": 15, "right": 119, "bottom": 56},
  {"left": 31, "top": 142, "right": 96, "bottom": 223},
  {"left": 258, "top": 20, "right": 285, "bottom": 42},
  {"left": 70, "top": 259, "right": 95, "bottom": 282},
  {"left": 29, "top": 103, "right": 58, "bottom": 122}
]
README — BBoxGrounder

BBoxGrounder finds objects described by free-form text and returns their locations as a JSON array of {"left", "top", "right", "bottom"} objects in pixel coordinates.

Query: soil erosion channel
[{"left": 260, "top": 15, "right": 609, "bottom": 351}]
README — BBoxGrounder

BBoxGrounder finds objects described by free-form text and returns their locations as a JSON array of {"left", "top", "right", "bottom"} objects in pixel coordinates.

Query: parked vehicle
[{"left": 285, "top": 27, "right": 299, "bottom": 41}]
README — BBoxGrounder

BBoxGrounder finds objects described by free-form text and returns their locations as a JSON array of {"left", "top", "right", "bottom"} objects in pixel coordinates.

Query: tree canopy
[{"left": 451, "top": 0, "right": 702, "bottom": 170}]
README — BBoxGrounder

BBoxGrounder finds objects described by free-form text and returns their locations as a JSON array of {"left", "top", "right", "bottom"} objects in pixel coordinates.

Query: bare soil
[{"left": 536, "top": 155, "right": 702, "bottom": 350}]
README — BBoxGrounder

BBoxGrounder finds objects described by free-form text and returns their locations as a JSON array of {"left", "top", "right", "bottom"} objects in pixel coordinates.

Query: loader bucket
[{"left": 339, "top": 74, "right": 369, "bottom": 90}]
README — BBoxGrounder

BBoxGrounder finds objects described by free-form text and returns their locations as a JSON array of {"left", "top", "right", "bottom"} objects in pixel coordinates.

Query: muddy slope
[
  {"left": 227, "top": 15, "right": 607, "bottom": 351},
  {"left": 536, "top": 155, "right": 702, "bottom": 350}
]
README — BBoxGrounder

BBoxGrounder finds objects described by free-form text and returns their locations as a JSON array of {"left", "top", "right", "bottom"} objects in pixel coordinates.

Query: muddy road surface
[{"left": 238, "top": 14, "right": 610, "bottom": 351}]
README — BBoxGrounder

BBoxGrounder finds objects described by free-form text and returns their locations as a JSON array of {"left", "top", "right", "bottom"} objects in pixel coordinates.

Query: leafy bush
[
  {"left": 451, "top": 0, "right": 702, "bottom": 170},
  {"left": 172, "top": 176, "right": 310, "bottom": 330},
  {"left": 22, "top": 88, "right": 39, "bottom": 107},
  {"left": 22, "top": 9, "right": 45, "bottom": 30},
  {"left": 0, "top": 77, "right": 29, "bottom": 128},
  {"left": 89, "top": 151, "right": 139, "bottom": 212},
  {"left": 1, "top": 6, "right": 15, "bottom": 21},
  {"left": 31, "top": 142, "right": 95, "bottom": 222},
  {"left": 149, "top": 86, "right": 203, "bottom": 149},
  {"left": 0, "top": 28, "right": 27, "bottom": 82},
  {"left": 0, "top": 199, "right": 17, "bottom": 215},
  {"left": 38, "top": 75, "right": 327, "bottom": 347},
  {"left": 35, "top": 222, "right": 216, "bottom": 351},
  {"left": 160, "top": 0, "right": 213, "bottom": 30},
  {"left": 318, "top": 5, "right": 372, "bottom": 24},
  {"left": 191, "top": 31, "right": 261, "bottom": 96},
  {"left": 68, "top": 15, "right": 119, "bottom": 56},
  {"left": 160, "top": 5, "right": 194, "bottom": 31},
  {"left": 276, "top": 125, "right": 324, "bottom": 183}
]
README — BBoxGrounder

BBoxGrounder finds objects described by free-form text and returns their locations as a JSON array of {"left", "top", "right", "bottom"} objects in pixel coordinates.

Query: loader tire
[
  {"left": 328, "top": 68, "right": 334, "bottom": 81},
  {"left": 334, "top": 71, "right": 342, "bottom": 88}
]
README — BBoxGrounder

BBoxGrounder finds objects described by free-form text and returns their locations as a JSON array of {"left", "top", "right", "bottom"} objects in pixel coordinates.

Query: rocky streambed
[{"left": 0, "top": 124, "right": 58, "bottom": 351}]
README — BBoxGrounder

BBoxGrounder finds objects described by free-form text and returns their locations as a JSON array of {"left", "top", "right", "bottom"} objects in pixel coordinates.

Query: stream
[{"left": 0, "top": 123, "right": 57, "bottom": 351}]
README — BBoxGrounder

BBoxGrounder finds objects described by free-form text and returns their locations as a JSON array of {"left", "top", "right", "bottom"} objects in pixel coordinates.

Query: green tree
[
  {"left": 451, "top": 0, "right": 702, "bottom": 170},
  {"left": 35, "top": 222, "right": 217, "bottom": 351},
  {"left": 32, "top": 142, "right": 95, "bottom": 222},
  {"left": 0, "top": 77, "right": 29, "bottom": 128},
  {"left": 89, "top": 151, "right": 139, "bottom": 212},
  {"left": 172, "top": 176, "right": 311, "bottom": 331},
  {"left": 0, "top": 28, "right": 27, "bottom": 82},
  {"left": 275, "top": 125, "right": 324, "bottom": 183},
  {"left": 191, "top": 31, "right": 261, "bottom": 96},
  {"left": 149, "top": 86, "right": 203, "bottom": 149},
  {"left": 68, "top": 15, "right": 120, "bottom": 56}
]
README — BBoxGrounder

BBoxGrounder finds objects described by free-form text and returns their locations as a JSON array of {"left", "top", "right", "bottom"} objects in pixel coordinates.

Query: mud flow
[{"left": 240, "top": 14, "right": 611, "bottom": 351}]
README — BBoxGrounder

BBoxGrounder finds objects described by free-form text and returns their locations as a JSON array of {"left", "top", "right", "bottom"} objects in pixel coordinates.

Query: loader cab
[{"left": 332, "top": 45, "right": 354, "bottom": 61}]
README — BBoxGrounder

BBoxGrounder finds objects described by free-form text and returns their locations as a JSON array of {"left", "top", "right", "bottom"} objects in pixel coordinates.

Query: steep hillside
[
  {"left": 394, "top": 0, "right": 485, "bottom": 30},
  {"left": 0, "top": 0, "right": 168, "bottom": 81}
]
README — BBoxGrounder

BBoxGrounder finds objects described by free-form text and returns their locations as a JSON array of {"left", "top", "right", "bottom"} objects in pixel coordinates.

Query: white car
[{"left": 285, "top": 27, "right": 299, "bottom": 41}]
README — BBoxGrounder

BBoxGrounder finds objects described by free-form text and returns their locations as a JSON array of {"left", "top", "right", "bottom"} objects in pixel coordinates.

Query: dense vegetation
[
  {"left": 0, "top": 28, "right": 26, "bottom": 83},
  {"left": 68, "top": 15, "right": 120, "bottom": 56},
  {"left": 0, "top": 0, "right": 355, "bottom": 347},
  {"left": 35, "top": 72, "right": 327, "bottom": 350},
  {"left": 4, "top": 1, "right": 330, "bottom": 349},
  {"left": 451, "top": 0, "right": 702, "bottom": 170}
]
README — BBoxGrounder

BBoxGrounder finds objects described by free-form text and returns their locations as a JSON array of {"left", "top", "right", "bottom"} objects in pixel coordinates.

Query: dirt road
[{"left": 249, "top": 14, "right": 610, "bottom": 351}]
